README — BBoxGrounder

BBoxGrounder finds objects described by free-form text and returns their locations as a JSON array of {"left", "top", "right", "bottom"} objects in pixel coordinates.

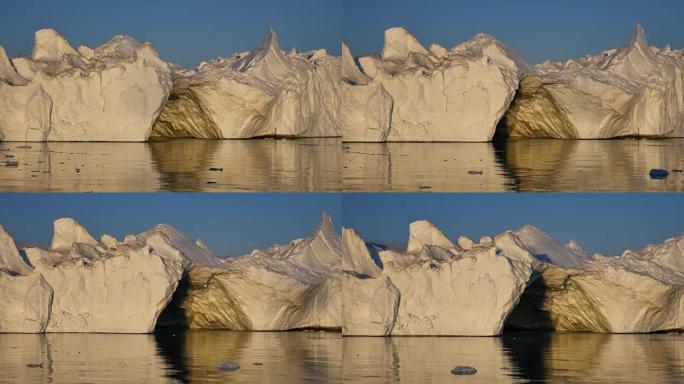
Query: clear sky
[
  {"left": 0, "top": 0, "right": 342, "bottom": 68},
  {"left": 343, "top": 0, "right": 684, "bottom": 64},
  {"left": 342, "top": 194, "right": 684, "bottom": 256},
  {"left": 1, "top": 1, "right": 682, "bottom": 67},
  {"left": 0, "top": 193, "right": 682, "bottom": 257},
  {"left": 0, "top": 193, "right": 342, "bottom": 257}
]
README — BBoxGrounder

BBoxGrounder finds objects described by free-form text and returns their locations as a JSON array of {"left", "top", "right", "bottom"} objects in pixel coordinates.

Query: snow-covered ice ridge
[
  {"left": 0, "top": 29, "right": 172, "bottom": 141},
  {"left": 1, "top": 216, "right": 684, "bottom": 334},
  {"left": 0, "top": 214, "right": 342, "bottom": 333},
  {"left": 504, "top": 24, "right": 684, "bottom": 138},
  {"left": 343, "top": 220, "right": 684, "bottom": 335},
  {"left": 2, "top": 25, "right": 682, "bottom": 142}
]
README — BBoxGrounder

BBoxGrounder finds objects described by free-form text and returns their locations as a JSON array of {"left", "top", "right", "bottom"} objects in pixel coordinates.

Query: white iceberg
[
  {"left": 504, "top": 24, "right": 684, "bottom": 138},
  {"left": 341, "top": 221, "right": 534, "bottom": 336},
  {"left": 0, "top": 218, "right": 185, "bottom": 333},
  {"left": 0, "top": 29, "right": 172, "bottom": 141},
  {"left": 161, "top": 213, "right": 344, "bottom": 331},
  {"left": 342, "top": 27, "right": 529, "bottom": 142},
  {"left": 501, "top": 226, "right": 684, "bottom": 333},
  {"left": 152, "top": 28, "right": 342, "bottom": 139}
]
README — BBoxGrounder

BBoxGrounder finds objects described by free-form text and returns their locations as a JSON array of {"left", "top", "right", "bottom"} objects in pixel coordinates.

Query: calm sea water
[
  {"left": 0, "top": 138, "right": 341, "bottom": 192},
  {"left": 343, "top": 138, "right": 684, "bottom": 192},
  {"left": 0, "top": 330, "right": 682, "bottom": 383},
  {"left": 1, "top": 138, "right": 683, "bottom": 192}
]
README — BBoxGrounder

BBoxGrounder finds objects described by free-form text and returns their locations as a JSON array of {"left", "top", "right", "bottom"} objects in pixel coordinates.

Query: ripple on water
[
  {"left": 0, "top": 138, "right": 341, "bottom": 192},
  {"left": 342, "top": 138, "right": 684, "bottom": 192},
  {"left": 1, "top": 331, "right": 683, "bottom": 383}
]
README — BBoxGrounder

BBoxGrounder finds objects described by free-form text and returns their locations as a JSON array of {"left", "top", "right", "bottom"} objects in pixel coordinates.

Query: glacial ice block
[
  {"left": 504, "top": 24, "right": 684, "bottom": 139},
  {"left": 0, "top": 29, "right": 172, "bottom": 141}
]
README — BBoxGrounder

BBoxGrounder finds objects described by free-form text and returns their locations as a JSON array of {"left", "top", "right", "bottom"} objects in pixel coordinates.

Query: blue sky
[
  {"left": 343, "top": 0, "right": 684, "bottom": 64},
  {"left": 0, "top": 0, "right": 341, "bottom": 68},
  {"left": 0, "top": 194, "right": 342, "bottom": 257},
  {"left": 1, "top": 1, "right": 682, "bottom": 67},
  {"left": 343, "top": 194, "right": 684, "bottom": 256},
  {"left": 0, "top": 194, "right": 682, "bottom": 257}
]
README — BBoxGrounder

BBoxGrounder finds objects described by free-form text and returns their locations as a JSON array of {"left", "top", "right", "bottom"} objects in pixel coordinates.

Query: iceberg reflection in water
[
  {"left": 0, "top": 138, "right": 340, "bottom": 192},
  {"left": 1, "top": 138, "right": 682, "bottom": 192},
  {"left": 1, "top": 331, "right": 683, "bottom": 383},
  {"left": 343, "top": 138, "right": 684, "bottom": 192}
]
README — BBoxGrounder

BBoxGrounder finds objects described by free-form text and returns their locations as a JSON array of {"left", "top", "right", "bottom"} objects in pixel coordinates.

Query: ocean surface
[
  {"left": 1, "top": 330, "right": 682, "bottom": 383},
  {"left": 343, "top": 138, "right": 684, "bottom": 192},
  {"left": 1, "top": 138, "right": 683, "bottom": 192},
  {"left": 0, "top": 138, "right": 341, "bottom": 192}
]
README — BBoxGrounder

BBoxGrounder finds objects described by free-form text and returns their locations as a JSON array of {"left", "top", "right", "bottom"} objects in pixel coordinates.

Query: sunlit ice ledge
[
  {"left": 2, "top": 215, "right": 684, "bottom": 335},
  {"left": 1, "top": 25, "right": 683, "bottom": 142}
]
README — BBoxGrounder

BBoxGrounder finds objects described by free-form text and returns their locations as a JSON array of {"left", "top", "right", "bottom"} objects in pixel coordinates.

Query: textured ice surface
[
  {"left": 0, "top": 29, "right": 171, "bottom": 141},
  {"left": 505, "top": 25, "right": 684, "bottom": 138}
]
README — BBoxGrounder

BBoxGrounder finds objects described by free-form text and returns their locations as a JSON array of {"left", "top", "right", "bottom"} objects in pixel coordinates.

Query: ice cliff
[
  {"left": 2, "top": 217, "right": 684, "bottom": 335},
  {"left": 504, "top": 25, "right": 684, "bottom": 138},
  {"left": 342, "top": 27, "right": 529, "bottom": 142},
  {"left": 0, "top": 29, "right": 172, "bottom": 141},
  {"left": 159, "top": 212, "right": 344, "bottom": 330},
  {"left": 2, "top": 25, "right": 682, "bottom": 142},
  {"left": 151, "top": 28, "right": 342, "bottom": 139},
  {"left": 503, "top": 227, "right": 684, "bottom": 333},
  {"left": 341, "top": 220, "right": 534, "bottom": 336}
]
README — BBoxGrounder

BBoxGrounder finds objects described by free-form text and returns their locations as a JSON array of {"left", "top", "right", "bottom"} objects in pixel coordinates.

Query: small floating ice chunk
[
  {"left": 451, "top": 366, "right": 477, "bottom": 375},
  {"left": 649, "top": 169, "right": 669, "bottom": 179},
  {"left": 217, "top": 361, "right": 240, "bottom": 372}
]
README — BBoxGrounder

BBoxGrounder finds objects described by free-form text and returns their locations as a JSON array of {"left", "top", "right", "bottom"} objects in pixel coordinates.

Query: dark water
[
  {"left": 2, "top": 138, "right": 683, "bottom": 192},
  {"left": 0, "top": 138, "right": 340, "bottom": 192},
  {"left": 343, "top": 138, "right": 684, "bottom": 192},
  {"left": 1, "top": 330, "right": 683, "bottom": 383}
]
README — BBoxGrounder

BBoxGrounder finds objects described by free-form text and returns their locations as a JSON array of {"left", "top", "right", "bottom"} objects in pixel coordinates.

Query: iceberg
[
  {"left": 342, "top": 27, "right": 529, "bottom": 142},
  {"left": 0, "top": 219, "right": 185, "bottom": 333},
  {"left": 158, "top": 213, "right": 344, "bottom": 330},
  {"left": 504, "top": 25, "right": 684, "bottom": 138},
  {"left": 0, "top": 29, "right": 172, "bottom": 141},
  {"left": 500, "top": 226, "right": 684, "bottom": 333},
  {"left": 152, "top": 28, "right": 342, "bottom": 139},
  {"left": 341, "top": 221, "right": 534, "bottom": 336}
]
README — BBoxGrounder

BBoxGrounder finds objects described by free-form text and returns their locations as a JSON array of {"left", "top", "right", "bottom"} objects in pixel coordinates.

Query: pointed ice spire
[
  {"left": 259, "top": 26, "right": 281, "bottom": 54},
  {"left": 341, "top": 41, "right": 369, "bottom": 85},
  {"left": 0, "top": 225, "right": 33, "bottom": 275},
  {"left": 342, "top": 227, "right": 382, "bottom": 277},
  {"left": 605, "top": 23, "right": 657, "bottom": 78},
  {"left": 233, "top": 27, "right": 291, "bottom": 81},
  {"left": 628, "top": 23, "right": 648, "bottom": 49},
  {"left": 0, "top": 45, "right": 28, "bottom": 85},
  {"left": 277, "top": 212, "right": 342, "bottom": 275},
  {"left": 314, "top": 211, "right": 335, "bottom": 239}
]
